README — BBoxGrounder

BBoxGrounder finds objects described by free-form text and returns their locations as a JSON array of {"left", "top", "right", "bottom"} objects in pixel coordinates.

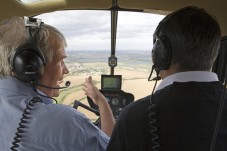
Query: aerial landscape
[{"left": 56, "top": 50, "right": 160, "bottom": 121}]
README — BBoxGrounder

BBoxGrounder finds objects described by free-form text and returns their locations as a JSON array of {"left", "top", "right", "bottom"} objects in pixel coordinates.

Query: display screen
[{"left": 101, "top": 75, "right": 122, "bottom": 90}]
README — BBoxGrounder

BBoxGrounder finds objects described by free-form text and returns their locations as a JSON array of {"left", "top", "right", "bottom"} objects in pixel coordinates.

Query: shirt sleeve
[
  {"left": 36, "top": 104, "right": 110, "bottom": 151},
  {"left": 79, "top": 114, "right": 110, "bottom": 151}
]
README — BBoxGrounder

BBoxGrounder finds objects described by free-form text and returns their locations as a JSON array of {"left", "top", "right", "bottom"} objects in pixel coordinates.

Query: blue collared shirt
[
  {"left": 155, "top": 71, "right": 219, "bottom": 92},
  {"left": 0, "top": 77, "right": 109, "bottom": 151}
]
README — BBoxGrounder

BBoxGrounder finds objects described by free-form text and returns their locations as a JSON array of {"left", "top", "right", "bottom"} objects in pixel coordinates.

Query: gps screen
[{"left": 101, "top": 75, "right": 121, "bottom": 90}]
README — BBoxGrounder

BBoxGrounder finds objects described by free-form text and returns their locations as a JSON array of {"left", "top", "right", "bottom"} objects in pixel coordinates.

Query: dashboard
[{"left": 87, "top": 89, "right": 134, "bottom": 119}]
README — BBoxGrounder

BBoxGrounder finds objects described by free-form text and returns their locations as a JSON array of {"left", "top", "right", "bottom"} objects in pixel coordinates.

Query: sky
[{"left": 37, "top": 10, "right": 165, "bottom": 51}]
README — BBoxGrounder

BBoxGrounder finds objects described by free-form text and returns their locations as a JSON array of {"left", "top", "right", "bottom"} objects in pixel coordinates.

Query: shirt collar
[
  {"left": 0, "top": 76, "right": 53, "bottom": 104},
  {"left": 155, "top": 71, "right": 219, "bottom": 92},
  {"left": 36, "top": 88, "right": 53, "bottom": 104}
]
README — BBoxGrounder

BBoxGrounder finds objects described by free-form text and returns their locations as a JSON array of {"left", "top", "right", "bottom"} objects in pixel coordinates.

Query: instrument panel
[{"left": 87, "top": 89, "right": 134, "bottom": 119}]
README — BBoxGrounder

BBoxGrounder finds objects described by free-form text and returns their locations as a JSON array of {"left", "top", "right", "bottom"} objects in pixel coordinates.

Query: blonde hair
[{"left": 0, "top": 16, "right": 67, "bottom": 77}]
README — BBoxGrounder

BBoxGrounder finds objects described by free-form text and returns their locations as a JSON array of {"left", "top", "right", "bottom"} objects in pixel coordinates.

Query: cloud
[{"left": 37, "top": 10, "right": 165, "bottom": 51}]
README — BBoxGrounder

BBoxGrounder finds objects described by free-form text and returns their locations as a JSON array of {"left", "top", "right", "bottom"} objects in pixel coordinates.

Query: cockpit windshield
[{"left": 37, "top": 10, "right": 165, "bottom": 121}]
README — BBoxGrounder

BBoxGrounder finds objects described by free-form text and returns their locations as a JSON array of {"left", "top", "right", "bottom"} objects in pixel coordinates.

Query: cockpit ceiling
[{"left": 1, "top": 0, "right": 227, "bottom": 35}]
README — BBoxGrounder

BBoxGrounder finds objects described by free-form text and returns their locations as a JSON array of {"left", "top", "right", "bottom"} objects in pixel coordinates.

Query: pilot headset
[
  {"left": 10, "top": 16, "right": 46, "bottom": 83},
  {"left": 151, "top": 7, "right": 190, "bottom": 74}
]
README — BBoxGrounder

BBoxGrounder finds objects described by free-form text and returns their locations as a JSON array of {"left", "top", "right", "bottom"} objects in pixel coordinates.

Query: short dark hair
[{"left": 159, "top": 6, "right": 221, "bottom": 71}]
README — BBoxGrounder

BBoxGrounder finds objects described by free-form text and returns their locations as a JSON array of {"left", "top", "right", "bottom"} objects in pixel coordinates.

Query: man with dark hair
[{"left": 84, "top": 6, "right": 227, "bottom": 151}]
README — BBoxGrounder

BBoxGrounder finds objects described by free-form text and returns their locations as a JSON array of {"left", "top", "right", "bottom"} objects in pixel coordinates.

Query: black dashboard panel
[{"left": 87, "top": 89, "right": 134, "bottom": 119}]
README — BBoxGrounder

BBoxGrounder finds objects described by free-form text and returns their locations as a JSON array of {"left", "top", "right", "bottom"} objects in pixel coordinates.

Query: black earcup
[
  {"left": 151, "top": 7, "right": 185, "bottom": 73},
  {"left": 152, "top": 35, "right": 172, "bottom": 73},
  {"left": 11, "top": 43, "right": 45, "bottom": 83},
  {"left": 10, "top": 17, "right": 45, "bottom": 83}
]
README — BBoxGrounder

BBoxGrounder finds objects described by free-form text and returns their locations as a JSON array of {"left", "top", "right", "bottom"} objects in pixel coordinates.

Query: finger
[
  {"left": 85, "top": 77, "right": 89, "bottom": 82},
  {"left": 82, "top": 88, "right": 89, "bottom": 93},
  {"left": 82, "top": 83, "right": 86, "bottom": 87},
  {"left": 86, "top": 76, "right": 93, "bottom": 84},
  {"left": 88, "top": 76, "right": 92, "bottom": 81}
]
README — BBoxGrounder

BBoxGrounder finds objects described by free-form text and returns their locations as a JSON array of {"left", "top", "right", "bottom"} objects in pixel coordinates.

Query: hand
[
  {"left": 83, "top": 76, "right": 115, "bottom": 136},
  {"left": 83, "top": 76, "right": 104, "bottom": 106}
]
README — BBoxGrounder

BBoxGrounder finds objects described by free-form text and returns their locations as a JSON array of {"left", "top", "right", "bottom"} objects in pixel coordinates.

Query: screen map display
[{"left": 101, "top": 75, "right": 122, "bottom": 90}]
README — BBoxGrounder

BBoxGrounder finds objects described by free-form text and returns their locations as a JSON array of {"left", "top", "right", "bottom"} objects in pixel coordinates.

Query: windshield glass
[{"left": 37, "top": 10, "right": 165, "bottom": 121}]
